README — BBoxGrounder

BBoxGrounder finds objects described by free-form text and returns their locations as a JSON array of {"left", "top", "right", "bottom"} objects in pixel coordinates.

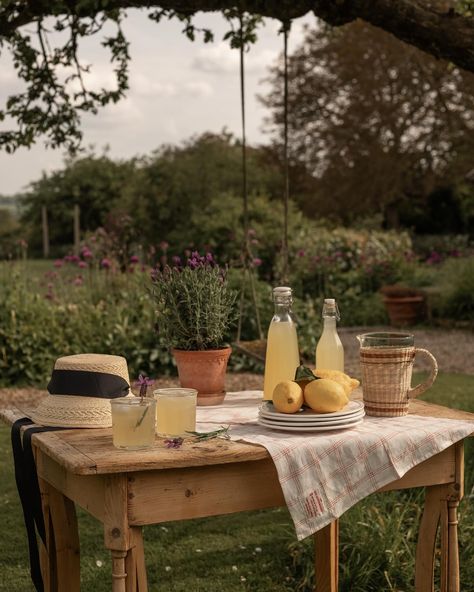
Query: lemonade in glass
[
  {"left": 110, "top": 397, "right": 156, "bottom": 450},
  {"left": 154, "top": 388, "right": 197, "bottom": 437}
]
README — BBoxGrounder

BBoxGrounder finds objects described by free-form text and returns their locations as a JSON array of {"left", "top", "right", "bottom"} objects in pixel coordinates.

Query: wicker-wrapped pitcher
[{"left": 358, "top": 333, "right": 438, "bottom": 417}]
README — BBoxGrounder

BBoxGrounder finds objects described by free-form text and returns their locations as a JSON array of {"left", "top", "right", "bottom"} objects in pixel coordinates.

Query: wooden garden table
[{"left": 1, "top": 397, "right": 473, "bottom": 592}]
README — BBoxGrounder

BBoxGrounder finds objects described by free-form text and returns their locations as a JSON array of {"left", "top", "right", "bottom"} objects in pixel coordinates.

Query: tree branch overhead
[{"left": 1, "top": 0, "right": 473, "bottom": 152}]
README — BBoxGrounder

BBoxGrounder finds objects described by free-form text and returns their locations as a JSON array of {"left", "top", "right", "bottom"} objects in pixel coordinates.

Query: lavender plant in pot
[{"left": 151, "top": 252, "right": 238, "bottom": 405}]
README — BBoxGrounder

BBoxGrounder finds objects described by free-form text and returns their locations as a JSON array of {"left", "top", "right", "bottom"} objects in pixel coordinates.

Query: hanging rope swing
[{"left": 233, "top": 17, "right": 292, "bottom": 363}]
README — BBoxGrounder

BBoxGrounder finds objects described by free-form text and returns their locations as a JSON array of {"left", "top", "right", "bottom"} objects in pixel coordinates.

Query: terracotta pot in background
[
  {"left": 380, "top": 285, "right": 426, "bottom": 327},
  {"left": 172, "top": 347, "right": 232, "bottom": 406},
  {"left": 382, "top": 295, "right": 426, "bottom": 326}
]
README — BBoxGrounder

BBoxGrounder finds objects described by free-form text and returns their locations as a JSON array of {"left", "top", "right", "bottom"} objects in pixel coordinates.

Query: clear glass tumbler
[
  {"left": 110, "top": 397, "right": 156, "bottom": 450},
  {"left": 154, "top": 388, "right": 197, "bottom": 437}
]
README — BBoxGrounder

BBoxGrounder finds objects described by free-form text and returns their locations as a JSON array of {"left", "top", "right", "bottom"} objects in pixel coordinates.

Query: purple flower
[
  {"left": 78, "top": 261, "right": 88, "bottom": 269},
  {"left": 164, "top": 437, "right": 184, "bottom": 449},
  {"left": 134, "top": 374, "right": 155, "bottom": 397},
  {"left": 71, "top": 255, "right": 80, "bottom": 264},
  {"left": 252, "top": 257, "right": 262, "bottom": 267},
  {"left": 73, "top": 275, "right": 83, "bottom": 286},
  {"left": 130, "top": 255, "right": 139, "bottom": 264},
  {"left": 101, "top": 258, "right": 111, "bottom": 269},
  {"left": 297, "top": 249, "right": 305, "bottom": 258},
  {"left": 53, "top": 259, "right": 64, "bottom": 268},
  {"left": 172, "top": 255, "right": 182, "bottom": 266},
  {"left": 81, "top": 247, "right": 93, "bottom": 259},
  {"left": 426, "top": 251, "right": 442, "bottom": 265}
]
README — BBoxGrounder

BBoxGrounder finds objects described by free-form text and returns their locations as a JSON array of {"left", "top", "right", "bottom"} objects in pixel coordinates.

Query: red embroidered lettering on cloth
[{"left": 305, "top": 491, "right": 325, "bottom": 518}]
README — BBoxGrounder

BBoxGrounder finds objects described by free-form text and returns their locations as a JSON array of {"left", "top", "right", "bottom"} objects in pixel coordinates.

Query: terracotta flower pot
[
  {"left": 172, "top": 347, "right": 232, "bottom": 406},
  {"left": 383, "top": 295, "right": 426, "bottom": 326}
]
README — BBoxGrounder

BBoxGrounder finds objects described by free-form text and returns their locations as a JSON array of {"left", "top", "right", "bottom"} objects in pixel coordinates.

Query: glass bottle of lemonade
[
  {"left": 315, "top": 298, "right": 344, "bottom": 372},
  {"left": 263, "top": 286, "right": 300, "bottom": 400}
]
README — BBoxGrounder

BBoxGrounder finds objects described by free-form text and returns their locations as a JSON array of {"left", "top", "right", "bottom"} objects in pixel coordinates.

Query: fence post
[
  {"left": 73, "top": 204, "right": 80, "bottom": 255},
  {"left": 41, "top": 205, "right": 50, "bottom": 258}
]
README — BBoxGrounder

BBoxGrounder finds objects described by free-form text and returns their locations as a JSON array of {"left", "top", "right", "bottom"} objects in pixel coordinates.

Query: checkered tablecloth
[{"left": 196, "top": 391, "right": 474, "bottom": 540}]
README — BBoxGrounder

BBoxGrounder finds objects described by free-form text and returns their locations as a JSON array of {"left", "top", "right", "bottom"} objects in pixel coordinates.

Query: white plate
[
  {"left": 259, "top": 400, "right": 364, "bottom": 422},
  {"left": 258, "top": 417, "right": 364, "bottom": 432},
  {"left": 258, "top": 410, "right": 365, "bottom": 427}
]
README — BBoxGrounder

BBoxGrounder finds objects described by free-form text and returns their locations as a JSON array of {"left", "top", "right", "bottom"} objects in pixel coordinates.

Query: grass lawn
[{"left": 0, "top": 372, "right": 473, "bottom": 591}]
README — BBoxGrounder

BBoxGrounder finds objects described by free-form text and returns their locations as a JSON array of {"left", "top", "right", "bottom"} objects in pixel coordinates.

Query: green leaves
[
  {"left": 294, "top": 364, "right": 319, "bottom": 382},
  {"left": 0, "top": 10, "right": 129, "bottom": 153}
]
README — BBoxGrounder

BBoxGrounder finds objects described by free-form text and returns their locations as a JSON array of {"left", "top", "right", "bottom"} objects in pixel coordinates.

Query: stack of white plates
[{"left": 258, "top": 400, "right": 365, "bottom": 432}]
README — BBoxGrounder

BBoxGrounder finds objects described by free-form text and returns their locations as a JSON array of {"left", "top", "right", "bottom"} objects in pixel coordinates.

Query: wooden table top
[{"left": 1, "top": 396, "right": 473, "bottom": 476}]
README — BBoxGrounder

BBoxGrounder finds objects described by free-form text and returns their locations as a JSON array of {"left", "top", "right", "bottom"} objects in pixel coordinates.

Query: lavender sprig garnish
[
  {"left": 187, "top": 426, "right": 230, "bottom": 441},
  {"left": 134, "top": 374, "right": 155, "bottom": 428}
]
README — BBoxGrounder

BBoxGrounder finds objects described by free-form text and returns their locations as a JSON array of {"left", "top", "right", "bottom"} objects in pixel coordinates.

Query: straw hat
[{"left": 31, "top": 353, "right": 131, "bottom": 428}]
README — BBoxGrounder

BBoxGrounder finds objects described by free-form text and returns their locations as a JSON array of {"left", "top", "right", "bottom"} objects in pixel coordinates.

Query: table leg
[
  {"left": 416, "top": 442, "right": 463, "bottom": 592},
  {"left": 415, "top": 485, "right": 442, "bottom": 592},
  {"left": 440, "top": 495, "right": 461, "bottom": 592},
  {"left": 112, "top": 550, "right": 128, "bottom": 592},
  {"left": 417, "top": 491, "right": 462, "bottom": 592},
  {"left": 125, "top": 527, "right": 148, "bottom": 592},
  {"left": 441, "top": 442, "right": 464, "bottom": 592},
  {"left": 39, "top": 477, "right": 80, "bottom": 592},
  {"left": 105, "top": 476, "right": 148, "bottom": 592},
  {"left": 314, "top": 519, "right": 339, "bottom": 592}
]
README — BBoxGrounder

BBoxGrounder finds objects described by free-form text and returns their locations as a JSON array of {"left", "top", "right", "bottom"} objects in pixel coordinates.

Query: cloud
[
  {"left": 132, "top": 75, "right": 179, "bottom": 97},
  {"left": 132, "top": 74, "right": 213, "bottom": 98},
  {"left": 182, "top": 81, "right": 213, "bottom": 97},
  {"left": 192, "top": 42, "right": 278, "bottom": 75},
  {"left": 82, "top": 98, "right": 143, "bottom": 130}
]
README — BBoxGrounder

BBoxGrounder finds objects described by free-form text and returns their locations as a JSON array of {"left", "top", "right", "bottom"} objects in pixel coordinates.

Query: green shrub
[
  {"left": 0, "top": 263, "right": 171, "bottom": 386},
  {"left": 412, "top": 234, "right": 472, "bottom": 260},
  {"left": 287, "top": 228, "right": 413, "bottom": 300},
  {"left": 438, "top": 257, "right": 474, "bottom": 322}
]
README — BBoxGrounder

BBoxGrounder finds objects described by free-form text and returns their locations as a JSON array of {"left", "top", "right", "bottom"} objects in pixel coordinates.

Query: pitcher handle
[{"left": 407, "top": 348, "right": 438, "bottom": 399}]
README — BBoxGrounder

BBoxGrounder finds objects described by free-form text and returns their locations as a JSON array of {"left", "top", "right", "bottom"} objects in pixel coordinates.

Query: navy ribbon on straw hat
[{"left": 47, "top": 369, "right": 129, "bottom": 398}]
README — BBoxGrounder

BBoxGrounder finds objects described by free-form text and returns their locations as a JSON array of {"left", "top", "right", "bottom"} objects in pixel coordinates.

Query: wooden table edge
[{"left": 1, "top": 398, "right": 473, "bottom": 476}]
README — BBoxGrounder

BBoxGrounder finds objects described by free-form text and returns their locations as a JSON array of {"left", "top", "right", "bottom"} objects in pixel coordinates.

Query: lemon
[
  {"left": 314, "top": 369, "right": 360, "bottom": 396},
  {"left": 272, "top": 381, "right": 304, "bottom": 414},
  {"left": 304, "top": 378, "right": 348, "bottom": 413}
]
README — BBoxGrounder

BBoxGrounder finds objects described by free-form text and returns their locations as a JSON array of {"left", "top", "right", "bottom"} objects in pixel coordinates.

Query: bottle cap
[
  {"left": 273, "top": 286, "right": 292, "bottom": 295},
  {"left": 322, "top": 298, "right": 340, "bottom": 320}
]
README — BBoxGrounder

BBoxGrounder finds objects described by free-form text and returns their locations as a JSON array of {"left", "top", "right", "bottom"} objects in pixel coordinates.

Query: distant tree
[
  {"left": 262, "top": 20, "right": 474, "bottom": 226},
  {"left": 120, "top": 131, "right": 283, "bottom": 249},
  {"left": 21, "top": 152, "right": 137, "bottom": 254}
]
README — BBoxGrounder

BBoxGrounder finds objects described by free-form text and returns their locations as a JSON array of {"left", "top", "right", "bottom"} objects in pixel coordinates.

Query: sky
[{"left": 0, "top": 10, "right": 316, "bottom": 196}]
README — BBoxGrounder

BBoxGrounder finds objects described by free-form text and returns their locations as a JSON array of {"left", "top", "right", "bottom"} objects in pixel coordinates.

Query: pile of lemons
[{"left": 272, "top": 368, "right": 360, "bottom": 414}]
